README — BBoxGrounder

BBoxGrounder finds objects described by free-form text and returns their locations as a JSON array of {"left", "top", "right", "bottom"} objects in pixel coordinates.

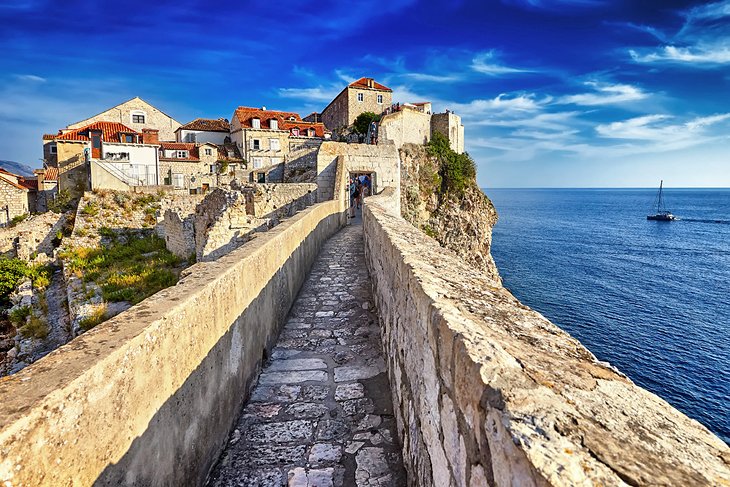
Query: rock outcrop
[{"left": 399, "top": 143, "right": 500, "bottom": 284}]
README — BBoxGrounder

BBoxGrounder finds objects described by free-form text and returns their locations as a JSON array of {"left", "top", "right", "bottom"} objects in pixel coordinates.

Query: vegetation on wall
[
  {"left": 0, "top": 259, "right": 52, "bottom": 307},
  {"left": 426, "top": 132, "right": 476, "bottom": 196},
  {"left": 60, "top": 234, "right": 181, "bottom": 306}
]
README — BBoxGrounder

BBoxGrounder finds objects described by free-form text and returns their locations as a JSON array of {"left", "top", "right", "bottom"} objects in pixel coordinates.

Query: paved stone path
[{"left": 208, "top": 219, "right": 406, "bottom": 486}]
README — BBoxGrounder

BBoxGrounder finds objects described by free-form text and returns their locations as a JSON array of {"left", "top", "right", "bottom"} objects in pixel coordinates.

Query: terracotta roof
[
  {"left": 159, "top": 142, "right": 200, "bottom": 161},
  {"left": 412, "top": 102, "right": 431, "bottom": 106},
  {"left": 233, "top": 107, "right": 302, "bottom": 130},
  {"left": 43, "top": 134, "right": 57, "bottom": 140},
  {"left": 44, "top": 167, "right": 58, "bottom": 181},
  {"left": 282, "top": 120, "right": 328, "bottom": 138},
  {"left": 55, "top": 121, "right": 141, "bottom": 142},
  {"left": 0, "top": 174, "right": 29, "bottom": 192},
  {"left": 178, "top": 118, "right": 230, "bottom": 132},
  {"left": 348, "top": 77, "right": 392, "bottom": 92},
  {"left": 19, "top": 178, "right": 37, "bottom": 190}
]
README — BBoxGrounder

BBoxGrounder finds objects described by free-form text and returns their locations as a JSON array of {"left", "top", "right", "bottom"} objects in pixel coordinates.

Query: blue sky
[{"left": 1, "top": 0, "right": 729, "bottom": 187}]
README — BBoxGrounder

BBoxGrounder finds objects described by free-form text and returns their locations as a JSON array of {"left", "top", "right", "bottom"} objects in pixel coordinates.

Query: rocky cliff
[{"left": 399, "top": 142, "right": 501, "bottom": 285}]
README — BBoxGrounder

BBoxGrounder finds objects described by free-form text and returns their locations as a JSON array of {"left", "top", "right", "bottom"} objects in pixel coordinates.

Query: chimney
[
  {"left": 34, "top": 169, "right": 45, "bottom": 189},
  {"left": 142, "top": 128, "right": 159, "bottom": 145},
  {"left": 261, "top": 106, "right": 267, "bottom": 111},
  {"left": 367, "top": 78, "right": 374, "bottom": 88}
]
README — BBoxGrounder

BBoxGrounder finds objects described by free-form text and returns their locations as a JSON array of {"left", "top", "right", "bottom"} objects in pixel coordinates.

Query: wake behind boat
[{"left": 647, "top": 180, "right": 676, "bottom": 221}]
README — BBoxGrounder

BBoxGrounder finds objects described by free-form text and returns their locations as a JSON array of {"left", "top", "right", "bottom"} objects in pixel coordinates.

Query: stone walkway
[{"left": 208, "top": 218, "right": 406, "bottom": 486}]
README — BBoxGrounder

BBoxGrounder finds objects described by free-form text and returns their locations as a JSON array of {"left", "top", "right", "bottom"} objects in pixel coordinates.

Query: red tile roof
[
  {"left": 44, "top": 167, "right": 58, "bottom": 181},
  {"left": 282, "top": 120, "right": 328, "bottom": 138},
  {"left": 233, "top": 107, "right": 302, "bottom": 130},
  {"left": 55, "top": 121, "right": 141, "bottom": 142},
  {"left": 159, "top": 142, "right": 200, "bottom": 161},
  {"left": 178, "top": 118, "right": 230, "bottom": 132},
  {"left": 0, "top": 174, "right": 28, "bottom": 191},
  {"left": 43, "top": 134, "right": 57, "bottom": 140},
  {"left": 349, "top": 77, "right": 392, "bottom": 92},
  {"left": 19, "top": 178, "right": 37, "bottom": 190}
]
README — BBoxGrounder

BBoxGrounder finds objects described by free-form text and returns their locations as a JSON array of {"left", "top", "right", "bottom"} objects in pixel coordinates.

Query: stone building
[
  {"left": 65, "top": 97, "right": 181, "bottom": 142},
  {"left": 42, "top": 134, "right": 58, "bottom": 167},
  {"left": 320, "top": 77, "right": 393, "bottom": 133},
  {"left": 431, "top": 111, "right": 465, "bottom": 154},
  {"left": 159, "top": 142, "right": 218, "bottom": 193},
  {"left": 0, "top": 168, "right": 33, "bottom": 225},
  {"left": 176, "top": 118, "right": 230, "bottom": 145},
  {"left": 55, "top": 122, "right": 160, "bottom": 194},
  {"left": 230, "top": 107, "right": 327, "bottom": 183}
]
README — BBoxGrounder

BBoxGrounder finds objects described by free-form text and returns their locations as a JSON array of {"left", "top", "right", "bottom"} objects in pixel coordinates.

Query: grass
[
  {"left": 80, "top": 202, "right": 100, "bottom": 217},
  {"left": 60, "top": 234, "right": 181, "bottom": 305},
  {"left": 79, "top": 305, "right": 107, "bottom": 331},
  {"left": 20, "top": 315, "right": 48, "bottom": 339},
  {"left": 9, "top": 305, "right": 31, "bottom": 325},
  {"left": 9, "top": 214, "right": 28, "bottom": 227}
]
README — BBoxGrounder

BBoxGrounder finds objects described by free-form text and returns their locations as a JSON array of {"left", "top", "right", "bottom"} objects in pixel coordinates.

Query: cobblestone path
[{"left": 208, "top": 221, "right": 407, "bottom": 486}]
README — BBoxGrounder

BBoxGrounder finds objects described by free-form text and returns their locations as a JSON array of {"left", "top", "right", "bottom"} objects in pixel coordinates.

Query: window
[
  {"left": 49, "top": 145, "right": 57, "bottom": 154},
  {"left": 172, "top": 173, "right": 184, "bottom": 188},
  {"left": 377, "top": 94, "right": 383, "bottom": 104},
  {"left": 271, "top": 157, "right": 281, "bottom": 166},
  {"left": 209, "top": 164, "right": 216, "bottom": 173},
  {"left": 176, "top": 150, "right": 188, "bottom": 158},
  {"left": 252, "top": 157, "right": 263, "bottom": 169},
  {"left": 291, "top": 128, "right": 300, "bottom": 136},
  {"left": 252, "top": 139, "right": 261, "bottom": 150},
  {"left": 270, "top": 119, "right": 278, "bottom": 130},
  {"left": 357, "top": 93, "right": 364, "bottom": 102},
  {"left": 131, "top": 111, "right": 146, "bottom": 124},
  {"left": 186, "top": 133, "right": 197, "bottom": 143},
  {"left": 124, "top": 134, "right": 134, "bottom": 143},
  {"left": 251, "top": 118, "right": 261, "bottom": 129},
  {"left": 308, "top": 129, "right": 315, "bottom": 137},
  {"left": 204, "top": 148, "right": 213, "bottom": 156},
  {"left": 269, "top": 138, "right": 280, "bottom": 151},
  {"left": 257, "top": 172, "right": 266, "bottom": 183}
]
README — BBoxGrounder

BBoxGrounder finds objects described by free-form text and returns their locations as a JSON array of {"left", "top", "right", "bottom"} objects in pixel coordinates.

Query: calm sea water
[{"left": 487, "top": 188, "right": 730, "bottom": 444}]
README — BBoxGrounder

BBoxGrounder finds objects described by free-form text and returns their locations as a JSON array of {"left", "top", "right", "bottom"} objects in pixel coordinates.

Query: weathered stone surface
[
  {"left": 363, "top": 189, "right": 730, "bottom": 487},
  {"left": 209, "top": 221, "right": 405, "bottom": 486}
]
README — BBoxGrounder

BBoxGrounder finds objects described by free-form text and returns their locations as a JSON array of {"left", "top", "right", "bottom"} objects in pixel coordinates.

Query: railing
[{"left": 94, "top": 160, "right": 156, "bottom": 186}]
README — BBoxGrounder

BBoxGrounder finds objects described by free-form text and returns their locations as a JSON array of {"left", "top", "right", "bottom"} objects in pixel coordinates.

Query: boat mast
[{"left": 658, "top": 180, "right": 664, "bottom": 213}]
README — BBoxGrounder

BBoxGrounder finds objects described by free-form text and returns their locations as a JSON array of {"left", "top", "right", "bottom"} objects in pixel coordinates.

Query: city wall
[
  {"left": 0, "top": 160, "right": 349, "bottom": 487},
  {"left": 362, "top": 189, "right": 730, "bottom": 486}
]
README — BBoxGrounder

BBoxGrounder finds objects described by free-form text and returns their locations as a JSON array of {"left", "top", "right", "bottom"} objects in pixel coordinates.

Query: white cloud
[
  {"left": 686, "top": 0, "right": 730, "bottom": 21},
  {"left": 558, "top": 82, "right": 648, "bottom": 106},
  {"left": 630, "top": 45, "right": 730, "bottom": 64},
  {"left": 470, "top": 51, "right": 533, "bottom": 76},
  {"left": 596, "top": 113, "right": 730, "bottom": 141},
  {"left": 277, "top": 86, "right": 341, "bottom": 103},
  {"left": 14, "top": 74, "right": 46, "bottom": 83}
]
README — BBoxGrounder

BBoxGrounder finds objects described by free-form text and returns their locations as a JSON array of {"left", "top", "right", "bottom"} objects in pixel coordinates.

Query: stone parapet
[
  {"left": 0, "top": 162, "right": 349, "bottom": 486},
  {"left": 362, "top": 191, "right": 730, "bottom": 486}
]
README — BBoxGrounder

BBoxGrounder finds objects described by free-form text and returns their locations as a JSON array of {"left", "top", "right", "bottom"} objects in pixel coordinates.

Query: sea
[{"left": 486, "top": 188, "right": 730, "bottom": 445}]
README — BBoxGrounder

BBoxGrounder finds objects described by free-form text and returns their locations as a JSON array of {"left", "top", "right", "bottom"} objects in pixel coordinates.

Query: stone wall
[
  {"left": 378, "top": 108, "right": 432, "bottom": 149},
  {"left": 316, "top": 142, "right": 400, "bottom": 205},
  {"left": 362, "top": 190, "right": 730, "bottom": 487},
  {"left": 0, "top": 180, "right": 29, "bottom": 226},
  {"left": 56, "top": 141, "right": 88, "bottom": 194},
  {"left": 0, "top": 212, "right": 66, "bottom": 260},
  {"left": 192, "top": 184, "right": 318, "bottom": 262},
  {"left": 0, "top": 163, "right": 348, "bottom": 485}
]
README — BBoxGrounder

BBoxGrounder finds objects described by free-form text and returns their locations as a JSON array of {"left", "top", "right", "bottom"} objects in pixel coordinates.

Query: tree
[{"left": 353, "top": 112, "right": 381, "bottom": 135}]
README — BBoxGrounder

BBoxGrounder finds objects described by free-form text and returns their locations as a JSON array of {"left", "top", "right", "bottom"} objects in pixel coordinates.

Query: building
[
  {"left": 377, "top": 102, "right": 465, "bottom": 154},
  {"left": 320, "top": 77, "right": 393, "bottom": 133},
  {"left": 158, "top": 142, "right": 221, "bottom": 193},
  {"left": 65, "top": 97, "right": 181, "bottom": 142},
  {"left": 54, "top": 122, "right": 160, "bottom": 193},
  {"left": 431, "top": 111, "right": 464, "bottom": 154},
  {"left": 230, "top": 107, "right": 327, "bottom": 182},
  {"left": 0, "top": 168, "right": 34, "bottom": 225},
  {"left": 176, "top": 118, "right": 231, "bottom": 145}
]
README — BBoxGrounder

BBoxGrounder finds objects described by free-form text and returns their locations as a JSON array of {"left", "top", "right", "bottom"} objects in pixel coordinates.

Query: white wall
[{"left": 178, "top": 130, "right": 228, "bottom": 145}]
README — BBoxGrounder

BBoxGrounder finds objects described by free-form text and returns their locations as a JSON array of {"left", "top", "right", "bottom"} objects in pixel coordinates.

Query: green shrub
[
  {"left": 9, "top": 214, "right": 28, "bottom": 227},
  {"left": 113, "top": 192, "right": 130, "bottom": 208},
  {"left": 19, "top": 315, "right": 48, "bottom": 339},
  {"left": 48, "top": 190, "right": 73, "bottom": 213},
  {"left": 353, "top": 112, "right": 381, "bottom": 135},
  {"left": 27, "top": 264, "right": 52, "bottom": 290},
  {"left": 98, "top": 227, "right": 115, "bottom": 238},
  {"left": 0, "top": 258, "right": 29, "bottom": 306},
  {"left": 427, "top": 132, "right": 476, "bottom": 196},
  {"left": 81, "top": 202, "right": 99, "bottom": 217},
  {"left": 9, "top": 305, "right": 31, "bottom": 325}
]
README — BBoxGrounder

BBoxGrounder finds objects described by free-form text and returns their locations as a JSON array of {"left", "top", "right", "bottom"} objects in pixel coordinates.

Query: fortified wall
[{"left": 0, "top": 142, "right": 728, "bottom": 486}]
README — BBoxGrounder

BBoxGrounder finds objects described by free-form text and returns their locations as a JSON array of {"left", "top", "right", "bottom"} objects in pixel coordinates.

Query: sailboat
[{"left": 647, "top": 180, "right": 677, "bottom": 221}]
